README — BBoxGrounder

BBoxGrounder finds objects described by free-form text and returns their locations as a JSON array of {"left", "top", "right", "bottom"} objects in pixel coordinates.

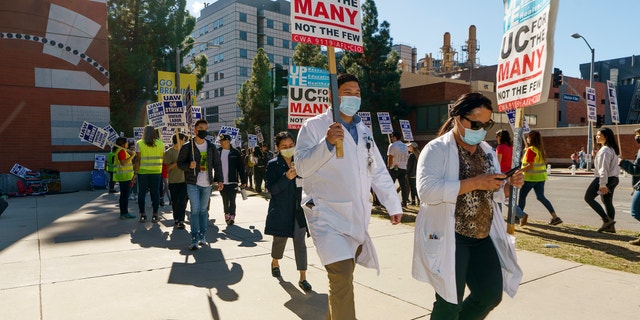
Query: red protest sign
[{"left": 291, "top": 0, "right": 363, "bottom": 53}]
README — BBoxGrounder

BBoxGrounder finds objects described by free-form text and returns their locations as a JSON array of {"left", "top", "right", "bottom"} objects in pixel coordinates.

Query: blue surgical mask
[
  {"left": 461, "top": 127, "right": 487, "bottom": 145},
  {"left": 339, "top": 96, "right": 361, "bottom": 116}
]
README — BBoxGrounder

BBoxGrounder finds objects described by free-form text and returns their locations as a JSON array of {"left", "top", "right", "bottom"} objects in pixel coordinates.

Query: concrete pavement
[{"left": 0, "top": 190, "right": 639, "bottom": 319}]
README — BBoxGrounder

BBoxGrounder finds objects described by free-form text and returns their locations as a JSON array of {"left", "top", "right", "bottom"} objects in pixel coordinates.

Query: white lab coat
[
  {"left": 295, "top": 109, "right": 402, "bottom": 274},
  {"left": 411, "top": 131, "right": 522, "bottom": 304}
]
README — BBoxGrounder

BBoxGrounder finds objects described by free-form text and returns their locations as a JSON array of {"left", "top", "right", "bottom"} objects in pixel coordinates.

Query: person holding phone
[{"left": 412, "top": 92, "right": 523, "bottom": 319}]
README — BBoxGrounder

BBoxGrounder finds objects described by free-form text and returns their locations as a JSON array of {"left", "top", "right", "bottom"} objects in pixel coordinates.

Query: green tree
[
  {"left": 292, "top": 43, "right": 328, "bottom": 69},
  {"left": 236, "top": 48, "right": 273, "bottom": 144},
  {"left": 340, "top": 0, "right": 402, "bottom": 148},
  {"left": 108, "top": 0, "right": 195, "bottom": 135}
]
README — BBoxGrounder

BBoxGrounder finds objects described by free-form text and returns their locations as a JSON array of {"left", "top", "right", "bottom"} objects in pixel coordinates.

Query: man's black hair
[{"left": 337, "top": 73, "right": 359, "bottom": 88}]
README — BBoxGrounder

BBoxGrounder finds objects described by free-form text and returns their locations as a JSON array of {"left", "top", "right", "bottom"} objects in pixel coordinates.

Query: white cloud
[{"left": 187, "top": 0, "right": 205, "bottom": 18}]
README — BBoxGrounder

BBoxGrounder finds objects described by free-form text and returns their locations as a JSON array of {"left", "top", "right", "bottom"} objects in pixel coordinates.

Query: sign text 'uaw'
[{"left": 291, "top": 0, "right": 363, "bottom": 53}]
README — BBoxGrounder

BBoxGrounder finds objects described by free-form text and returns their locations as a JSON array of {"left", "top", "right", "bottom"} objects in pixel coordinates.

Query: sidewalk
[{"left": 0, "top": 191, "right": 638, "bottom": 319}]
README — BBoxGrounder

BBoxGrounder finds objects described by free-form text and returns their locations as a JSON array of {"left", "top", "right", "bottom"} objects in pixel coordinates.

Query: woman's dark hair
[
  {"left": 115, "top": 137, "right": 127, "bottom": 148},
  {"left": 275, "top": 131, "right": 294, "bottom": 148},
  {"left": 172, "top": 133, "right": 186, "bottom": 145},
  {"left": 598, "top": 127, "right": 620, "bottom": 155},
  {"left": 526, "top": 130, "right": 547, "bottom": 161},
  {"left": 437, "top": 92, "right": 493, "bottom": 137},
  {"left": 142, "top": 125, "right": 157, "bottom": 147},
  {"left": 496, "top": 129, "right": 512, "bottom": 147}
]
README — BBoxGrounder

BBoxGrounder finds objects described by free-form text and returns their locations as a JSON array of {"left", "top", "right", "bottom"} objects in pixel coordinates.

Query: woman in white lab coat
[{"left": 412, "top": 92, "right": 523, "bottom": 319}]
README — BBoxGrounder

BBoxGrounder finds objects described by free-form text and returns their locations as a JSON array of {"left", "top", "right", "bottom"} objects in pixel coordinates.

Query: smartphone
[{"left": 496, "top": 166, "right": 520, "bottom": 180}]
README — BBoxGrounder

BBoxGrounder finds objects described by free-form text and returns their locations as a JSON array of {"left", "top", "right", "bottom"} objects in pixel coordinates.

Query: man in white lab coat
[{"left": 295, "top": 73, "right": 403, "bottom": 320}]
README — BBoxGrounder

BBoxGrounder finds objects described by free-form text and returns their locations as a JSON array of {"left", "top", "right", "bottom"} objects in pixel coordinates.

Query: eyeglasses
[{"left": 460, "top": 115, "right": 495, "bottom": 130}]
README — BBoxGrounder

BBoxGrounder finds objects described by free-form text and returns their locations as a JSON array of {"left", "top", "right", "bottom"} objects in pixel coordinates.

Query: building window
[
  {"left": 205, "top": 91, "right": 210, "bottom": 99},
  {"left": 214, "top": 72, "right": 218, "bottom": 81},
  {"left": 205, "top": 74, "right": 209, "bottom": 83},
  {"left": 240, "top": 67, "right": 248, "bottom": 77},
  {"left": 204, "top": 25, "right": 209, "bottom": 34},
  {"left": 267, "top": 19, "right": 274, "bottom": 28},
  {"left": 220, "top": 87, "right": 225, "bottom": 96},
  {"left": 218, "top": 18, "right": 224, "bottom": 27},
  {"left": 283, "top": 23, "right": 289, "bottom": 32},
  {"left": 219, "top": 71, "right": 224, "bottom": 80},
  {"left": 283, "top": 39, "right": 289, "bottom": 49},
  {"left": 219, "top": 35, "right": 224, "bottom": 44},
  {"left": 205, "top": 106, "right": 219, "bottom": 123},
  {"left": 240, "top": 31, "right": 247, "bottom": 41},
  {"left": 240, "top": 49, "right": 247, "bottom": 58},
  {"left": 416, "top": 105, "right": 448, "bottom": 131},
  {"left": 213, "top": 20, "right": 219, "bottom": 29},
  {"left": 283, "top": 56, "right": 290, "bottom": 65},
  {"left": 267, "top": 53, "right": 275, "bottom": 62},
  {"left": 239, "top": 12, "right": 247, "bottom": 22},
  {"left": 214, "top": 89, "right": 219, "bottom": 97},
  {"left": 267, "top": 36, "right": 274, "bottom": 46}
]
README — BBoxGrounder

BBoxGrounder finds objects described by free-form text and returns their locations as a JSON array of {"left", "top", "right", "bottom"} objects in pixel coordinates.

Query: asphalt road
[{"left": 514, "top": 173, "right": 639, "bottom": 232}]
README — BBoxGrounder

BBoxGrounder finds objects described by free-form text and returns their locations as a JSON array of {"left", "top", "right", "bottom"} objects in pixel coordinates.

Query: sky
[{"left": 186, "top": 0, "right": 640, "bottom": 78}]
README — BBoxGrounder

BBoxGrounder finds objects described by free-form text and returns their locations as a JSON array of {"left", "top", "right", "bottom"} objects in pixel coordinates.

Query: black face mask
[
  {"left": 635, "top": 136, "right": 640, "bottom": 144},
  {"left": 197, "top": 130, "right": 208, "bottom": 139}
]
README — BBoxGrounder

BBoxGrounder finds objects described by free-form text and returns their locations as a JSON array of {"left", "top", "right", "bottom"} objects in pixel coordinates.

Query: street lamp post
[{"left": 572, "top": 33, "right": 595, "bottom": 171}]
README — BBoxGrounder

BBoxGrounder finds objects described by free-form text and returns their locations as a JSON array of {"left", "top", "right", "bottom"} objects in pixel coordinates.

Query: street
[{"left": 513, "top": 173, "right": 638, "bottom": 232}]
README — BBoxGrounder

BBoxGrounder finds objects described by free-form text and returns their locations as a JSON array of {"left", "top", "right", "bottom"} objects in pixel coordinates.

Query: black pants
[
  {"left": 584, "top": 176, "right": 619, "bottom": 221},
  {"left": 408, "top": 176, "right": 418, "bottom": 203},
  {"left": 220, "top": 184, "right": 238, "bottom": 215},
  {"left": 117, "top": 180, "right": 131, "bottom": 215},
  {"left": 389, "top": 168, "right": 409, "bottom": 204},
  {"left": 431, "top": 233, "right": 503, "bottom": 320},
  {"left": 254, "top": 166, "right": 266, "bottom": 193},
  {"left": 169, "top": 182, "right": 187, "bottom": 223},
  {"left": 137, "top": 173, "right": 161, "bottom": 214},
  {"left": 108, "top": 171, "right": 116, "bottom": 191}
]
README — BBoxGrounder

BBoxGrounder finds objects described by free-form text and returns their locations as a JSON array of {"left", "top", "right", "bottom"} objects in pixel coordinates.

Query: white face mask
[
  {"left": 280, "top": 147, "right": 294, "bottom": 158},
  {"left": 339, "top": 96, "right": 361, "bottom": 116}
]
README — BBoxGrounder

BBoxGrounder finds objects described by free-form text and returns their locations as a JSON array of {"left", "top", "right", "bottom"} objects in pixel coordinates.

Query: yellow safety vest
[
  {"left": 137, "top": 139, "right": 164, "bottom": 174},
  {"left": 113, "top": 151, "right": 134, "bottom": 182},
  {"left": 522, "top": 146, "right": 547, "bottom": 182}
]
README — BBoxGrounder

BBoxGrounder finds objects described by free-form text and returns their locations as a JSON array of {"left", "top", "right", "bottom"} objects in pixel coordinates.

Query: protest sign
[
  {"left": 10, "top": 163, "right": 31, "bottom": 179},
  {"left": 357, "top": 111, "right": 372, "bottom": 132},
  {"left": 496, "top": 0, "right": 558, "bottom": 111},
  {"left": 160, "top": 127, "right": 176, "bottom": 147},
  {"left": 79, "top": 121, "right": 108, "bottom": 149},
  {"left": 103, "top": 125, "right": 118, "bottom": 144},
  {"left": 157, "top": 71, "right": 197, "bottom": 102},
  {"left": 288, "top": 66, "right": 330, "bottom": 129},
  {"left": 247, "top": 134, "right": 258, "bottom": 148},
  {"left": 290, "top": 0, "right": 363, "bottom": 53},
  {"left": 218, "top": 126, "right": 240, "bottom": 143},
  {"left": 191, "top": 106, "right": 202, "bottom": 127},
  {"left": 146, "top": 102, "right": 165, "bottom": 128},
  {"left": 376, "top": 112, "right": 393, "bottom": 135},
  {"left": 162, "top": 94, "right": 186, "bottom": 129},
  {"left": 399, "top": 120, "right": 414, "bottom": 142},
  {"left": 606, "top": 81, "right": 619, "bottom": 124},
  {"left": 255, "top": 125, "right": 264, "bottom": 143},
  {"left": 506, "top": 109, "right": 531, "bottom": 134},
  {"left": 133, "top": 127, "right": 144, "bottom": 140},
  {"left": 94, "top": 154, "right": 106, "bottom": 170},
  {"left": 586, "top": 87, "right": 597, "bottom": 123}
]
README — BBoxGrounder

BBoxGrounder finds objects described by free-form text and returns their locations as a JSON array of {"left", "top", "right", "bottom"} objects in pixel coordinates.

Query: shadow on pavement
[{"left": 279, "top": 278, "right": 327, "bottom": 320}]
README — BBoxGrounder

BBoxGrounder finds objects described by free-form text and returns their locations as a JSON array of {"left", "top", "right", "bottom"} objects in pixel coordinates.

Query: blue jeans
[
  {"left": 632, "top": 191, "right": 640, "bottom": 223},
  {"left": 518, "top": 181, "right": 556, "bottom": 216},
  {"left": 187, "top": 184, "right": 212, "bottom": 240}
]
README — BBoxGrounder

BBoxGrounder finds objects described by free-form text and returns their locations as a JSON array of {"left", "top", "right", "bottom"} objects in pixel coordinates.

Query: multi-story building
[
  {"left": 189, "top": 0, "right": 293, "bottom": 132},
  {"left": 391, "top": 44, "right": 417, "bottom": 74}
]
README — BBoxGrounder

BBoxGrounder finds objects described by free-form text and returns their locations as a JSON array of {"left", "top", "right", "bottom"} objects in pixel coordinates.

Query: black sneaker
[
  {"left": 298, "top": 280, "right": 312, "bottom": 291},
  {"left": 549, "top": 217, "right": 563, "bottom": 225}
]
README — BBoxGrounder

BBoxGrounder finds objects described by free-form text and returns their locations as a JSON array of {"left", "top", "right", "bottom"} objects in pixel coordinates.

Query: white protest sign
[
  {"left": 248, "top": 134, "right": 258, "bottom": 148},
  {"left": 79, "top": 121, "right": 108, "bottom": 149},
  {"left": 191, "top": 106, "right": 202, "bottom": 127},
  {"left": 146, "top": 102, "right": 165, "bottom": 128},
  {"left": 496, "top": 0, "right": 558, "bottom": 111},
  {"left": 218, "top": 126, "right": 240, "bottom": 143},
  {"left": 10, "top": 163, "right": 31, "bottom": 179},
  {"left": 162, "top": 94, "right": 186, "bottom": 129},
  {"left": 506, "top": 109, "right": 531, "bottom": 134},
  {"left": 133, "top": 127, "right": 144, "bottom": 140},
  {"left": 255, "top": 125, "right": 264, "bottom": 143},
  {"left": 291, "top": 0, "right": 363, "bottom": 53},
  {"left": 399, "top": 120, "right": 414, "bottom": 141},
  {"left": 103, "top": 125, "right": 118, "bottom": 144},
  {"left": 94, "top": 154, "right": 106, "bottom": 170},
  {"left": 606, "top": 80, "right": 619, "bottom": 124},
  {"left": 160, "top": 127, "right": 176, "bottom": 147},
  {"left": 376, "top": 112, "right": 393, "bottom": 135},
  {"left": 288, "top": 66, "right": 330, "bottom": 129},
  {"left": 586, "top": 87, "right": 597, "bottom": 123},
  {"left": 357, "top": 111, "right": 372, "bottom": 132}
]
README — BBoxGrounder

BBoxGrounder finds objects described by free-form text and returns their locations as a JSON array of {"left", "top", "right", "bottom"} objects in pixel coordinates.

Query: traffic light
[
  {"left": 552, "top": 68, "right": 563, "bottom": 88},
  {"left": 273, "top": 64, "right": 289, "bottom": 98},
  {"left": 595, "top": 114, "right": 604, "bottom": 128}
]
